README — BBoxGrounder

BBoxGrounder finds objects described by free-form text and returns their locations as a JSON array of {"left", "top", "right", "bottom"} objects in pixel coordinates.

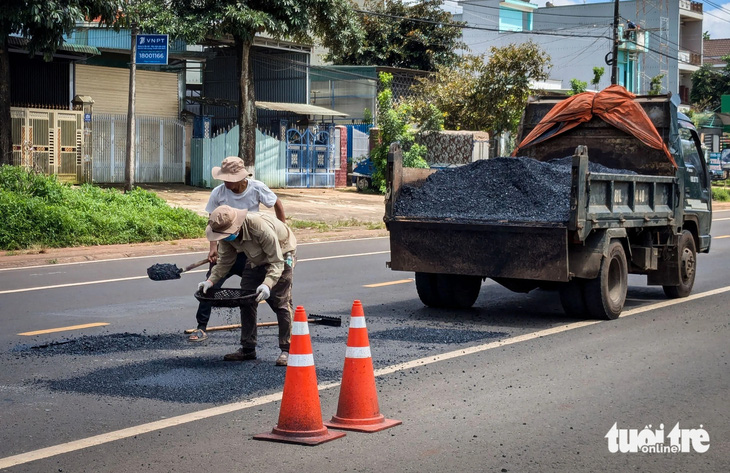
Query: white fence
[{"left": 91, "top": 114, "right": 185, "bottom": 183}]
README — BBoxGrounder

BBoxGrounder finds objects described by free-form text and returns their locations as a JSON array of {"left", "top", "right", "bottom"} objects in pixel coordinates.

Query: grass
[
  {"left": 712, "top": 187, "right": 730, "bottom": 202},
  {"left": 288, "top": 218, "right": 384, "bottom": 232},
  {"left": 0, "top": 166, "right": 207, "bottom": 251}
]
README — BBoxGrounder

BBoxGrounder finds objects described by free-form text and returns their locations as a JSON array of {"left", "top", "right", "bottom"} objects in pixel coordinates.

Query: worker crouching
[{"left": 199, "top": 205, "right": 297, "bottom": 366}]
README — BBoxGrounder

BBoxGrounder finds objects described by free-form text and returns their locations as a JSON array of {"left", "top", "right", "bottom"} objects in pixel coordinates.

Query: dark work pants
[
  {"left": 238, "top": 263, "right": 294, "bottom": 352},
  {"left": 195, "top": 253, "right": 248, "bottom": 330}
]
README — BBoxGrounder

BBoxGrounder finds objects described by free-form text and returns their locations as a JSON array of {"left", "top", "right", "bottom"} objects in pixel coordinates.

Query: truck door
[{"left": 679, "top": 124, "right": 712, "bottom": 249}]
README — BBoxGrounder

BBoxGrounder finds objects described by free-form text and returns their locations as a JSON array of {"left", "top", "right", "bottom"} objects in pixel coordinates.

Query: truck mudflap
[{"left": 387, "top": 220, "right": 570, "bottom": 282}]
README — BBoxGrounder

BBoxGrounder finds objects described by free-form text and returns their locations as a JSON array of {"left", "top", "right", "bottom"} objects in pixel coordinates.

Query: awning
[
  {"left": 255, "top": 101, "right": 348, "bottom": 117},
  {"left": 8, "top": 36, "right": 101, "bottom": 56}
]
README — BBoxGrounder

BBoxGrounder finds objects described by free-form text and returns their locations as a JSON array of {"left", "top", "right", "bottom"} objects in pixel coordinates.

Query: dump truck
[{"left": 384, "top": 87, "right": 712, "bottom": 320}]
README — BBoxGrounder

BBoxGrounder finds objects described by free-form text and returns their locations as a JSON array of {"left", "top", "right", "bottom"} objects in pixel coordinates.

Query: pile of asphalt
[{"left": 394, "top": 156, "right": 635, "bottom": 223}]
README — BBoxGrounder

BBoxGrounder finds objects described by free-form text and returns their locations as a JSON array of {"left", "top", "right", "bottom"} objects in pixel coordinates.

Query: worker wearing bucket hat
[
  {"left": 199, "top": 205, "right": 297, "bottom": 365},
  {"left": 188, "top": 156, "right": 286, "bottom": 343}
]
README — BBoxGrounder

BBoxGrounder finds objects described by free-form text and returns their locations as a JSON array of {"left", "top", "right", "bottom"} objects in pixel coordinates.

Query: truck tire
[
  {"left": 436, "top": 274, "right": 482, "bottom": 309},
  {"left": 415, "top": 272, "right": 444, "bottom": 307},
  {"left": 559, "top": 279, "right": 588, "bottom": 318},
  {"left": 663, "top": 230, "right": 697, "bottom": 299},
  {"left": 584, "top": 241, "right": 628, "bottom": 320},
  {"left": 356, "top": 177, "right": 370, "bottom": 191}
]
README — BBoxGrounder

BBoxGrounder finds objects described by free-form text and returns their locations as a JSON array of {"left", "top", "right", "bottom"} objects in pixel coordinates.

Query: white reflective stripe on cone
[
  {"left": 287, "top": 354, "right": 314, "bottom": 367},
  {"left": 345, "top": 346, "right": 372, "bottom": 359},
  {"left": 349, "top": 317, "right": 367, "bottom": 329},
  {"left": 292, "top": 321, "right": 309, "bottom": 335}
]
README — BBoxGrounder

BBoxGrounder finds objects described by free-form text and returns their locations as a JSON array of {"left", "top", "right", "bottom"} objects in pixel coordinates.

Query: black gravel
[
  {"left": 146, "top": 263, "right": 182, "bottom": 281},
  {"left": 393, "top": 156, "right": 635, "bottom": 222}
]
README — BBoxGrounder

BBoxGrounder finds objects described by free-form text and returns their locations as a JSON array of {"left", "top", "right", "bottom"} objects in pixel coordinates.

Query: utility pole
[
  {"left": 610, "top": 0, "right": 620, "bottom": 85},
  {"left": 125, "top": 22, "right": 138, "bottom": 192}
]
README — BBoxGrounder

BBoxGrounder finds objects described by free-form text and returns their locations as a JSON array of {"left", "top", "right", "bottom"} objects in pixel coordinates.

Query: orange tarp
[{"left": 512, "top": 85, "right": 676, "bottom": 167}]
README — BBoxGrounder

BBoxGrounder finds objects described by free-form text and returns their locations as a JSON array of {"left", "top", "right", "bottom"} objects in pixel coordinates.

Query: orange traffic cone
[
  {"left": 325, "top": 300, "right": 401, "bottom": 433},
  {"left": 254, "top": 306, "right": 346, "bottom": 445}
]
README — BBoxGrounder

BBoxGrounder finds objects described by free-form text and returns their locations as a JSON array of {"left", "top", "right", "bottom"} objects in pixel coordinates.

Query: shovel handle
[{"left": 182, "top": 258, "right": 210, "bottom": 273}]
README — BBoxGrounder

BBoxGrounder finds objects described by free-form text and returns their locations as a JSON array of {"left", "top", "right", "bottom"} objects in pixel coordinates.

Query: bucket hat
[
  {"left": 206, "top": 205, "right": 248, "bottom": 241},
  {"left": 212, "top": 156, "right": 252, "bottom": 182}
]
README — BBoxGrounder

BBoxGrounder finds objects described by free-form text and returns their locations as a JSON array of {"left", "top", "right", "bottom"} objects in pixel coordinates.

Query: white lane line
[
  {"left": 0, "top": 237, "right": 389, "bottom": 272},
  {"left": 0, "top": 251, "right": 390, "bottom": 295},
  {"left": 713, "top": 217, "right": 730, "bottom": 221},
  {"left": 1, "top": 285, "right": 729, "bottom": 469}
]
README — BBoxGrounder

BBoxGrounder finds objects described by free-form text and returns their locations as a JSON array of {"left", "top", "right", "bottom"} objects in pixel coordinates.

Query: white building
[{"left": 460, "top": 0, "right": 703, "bottom": 105}]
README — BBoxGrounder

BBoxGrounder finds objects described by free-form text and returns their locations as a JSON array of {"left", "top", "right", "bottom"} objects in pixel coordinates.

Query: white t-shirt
[{"left": 205, "top": 179, "right": 278, "bottom": 214}]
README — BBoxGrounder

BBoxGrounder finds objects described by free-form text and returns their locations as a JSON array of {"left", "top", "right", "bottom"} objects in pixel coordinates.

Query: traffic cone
[
  {"left": 325, "top": 300, "right": 401, "bottom": 432},
  {"left": 254, "top": 306, "right": 346, "bottom": 445}
]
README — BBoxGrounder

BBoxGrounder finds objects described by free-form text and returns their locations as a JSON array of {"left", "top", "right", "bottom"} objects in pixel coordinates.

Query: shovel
[
  {"left": 147, "top": 258, "right": 209, "bottom": 281},
  {"left": 184, "top": 313, "right": 342, "bottom": 334}
]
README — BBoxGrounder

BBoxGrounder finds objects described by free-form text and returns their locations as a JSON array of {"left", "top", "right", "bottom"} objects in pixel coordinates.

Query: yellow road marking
[
  {"left": 713, "top": 217, "right": 730, "bottom": 221},
  {"left": 18, "top": 323, "right": 110, "bottom": 336},
  {"left": 363, "top": 278, "right": 414, "bottom": 288},
  {"left": 2, "top": 284, "right": 730, "bottom": 469},
  {"left": 714, "top": 235, "right": 730, "bottom": 239}
]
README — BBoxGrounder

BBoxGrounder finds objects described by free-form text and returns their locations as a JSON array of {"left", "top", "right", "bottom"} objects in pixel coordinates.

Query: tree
[
  {"left": 0, "top": 0, "right": 119, "bottom": 165},
  {"left": 409, "top": 41, "right": 551, "bottom": 135},
  {"left": 592, "top": 67, "right": 605, "bottom": 90},
  {"left": 134, "top": 0, "right": 363, "bottom": 170},
  {"left": 371, "top": 72, "right": 428, "bottom": 193},
  {"left": 691, "top": 58, "right": 730, "bottom": 110},
  {"left": 327, "top": 0, "right": 465, "bottom": 71},
  {"left": 567, "top": 78, "right": 588, "bottom": 96},
  {"left": 649, "top": 73, "right": 665, "bottom": 96}
]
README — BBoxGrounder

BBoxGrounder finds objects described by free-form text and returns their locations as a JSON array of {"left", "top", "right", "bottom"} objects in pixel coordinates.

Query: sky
[{"left": 444, "top": 0, "right": 730, "bottom": 40}]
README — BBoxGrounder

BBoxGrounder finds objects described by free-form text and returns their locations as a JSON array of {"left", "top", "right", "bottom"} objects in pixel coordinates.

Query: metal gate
[
  {"left": 285, "top": 127, "right": 334, "bottom": 188},
  {"left": 11, "top": 107, "right": 84, "bottom": 183}
]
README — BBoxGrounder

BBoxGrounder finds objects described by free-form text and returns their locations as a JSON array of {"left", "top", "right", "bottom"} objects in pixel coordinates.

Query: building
[{"left": 460, "top": 0, "right": 703, "bottom": 105}]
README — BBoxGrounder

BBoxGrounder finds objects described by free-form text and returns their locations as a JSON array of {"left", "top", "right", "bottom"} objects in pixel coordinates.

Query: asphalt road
[{"left": 1, "top": 214, "right": 729, "bottom": 472}]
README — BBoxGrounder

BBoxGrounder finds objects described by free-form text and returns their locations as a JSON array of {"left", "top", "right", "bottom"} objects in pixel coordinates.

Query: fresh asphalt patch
[{"left": 9, "top": 323, "right": 507, "bottom": 404}]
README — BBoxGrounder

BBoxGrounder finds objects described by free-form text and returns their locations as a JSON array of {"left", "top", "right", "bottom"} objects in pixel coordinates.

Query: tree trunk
[
  {"left": 0, "top": 37, "right": 12, "bottom": 166},
  {"left": 235, "top": 37, "right": 257, "bottom": 171},
  {"left": 124, "top": 24, "right": 138, "bottom": 192}
]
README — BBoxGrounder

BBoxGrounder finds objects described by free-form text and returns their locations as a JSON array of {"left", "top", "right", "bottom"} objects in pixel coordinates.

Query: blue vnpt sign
[{"left": 136, "top": 34, "right": 169, "bottom": 65}]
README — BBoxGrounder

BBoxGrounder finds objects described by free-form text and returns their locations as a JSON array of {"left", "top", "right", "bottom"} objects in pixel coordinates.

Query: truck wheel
[
  {"left": 559, "top": 279, "right": 587, "bottom": 318},
  {"left": 415, "top": 272, "right": 443, "bottom": 307},
  {"left": 584, "top": 241, "right": 628, "bottom": 320},
  {"left": 663, "top": 230, "right": 697, "bottom": 299},
  {"left": 436, "top": 274, "right": 482, "bottom": 309},
  {"left": 356, "top": 177, "right": 370, "bottom": 191}
]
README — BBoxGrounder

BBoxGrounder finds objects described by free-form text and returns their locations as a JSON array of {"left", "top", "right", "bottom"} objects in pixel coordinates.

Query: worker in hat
[
  {"left": 188, "top": 156, "right": 286, "bottom": 343},
  {"left": 198, "top": 205, "right": 297, "bottom": 366}
]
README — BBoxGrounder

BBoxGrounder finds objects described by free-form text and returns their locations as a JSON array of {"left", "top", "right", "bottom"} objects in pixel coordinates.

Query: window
[{"left": 498, "top": 2, "right": 534, "bottom": 32}]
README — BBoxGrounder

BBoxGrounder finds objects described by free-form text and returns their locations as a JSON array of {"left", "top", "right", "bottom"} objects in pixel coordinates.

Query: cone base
[
  {"left": 253, "top": 427, "right": 345, "bottom": 446},
  {"left": 324, "top": 415, "right": 402, "bottom": 433}
]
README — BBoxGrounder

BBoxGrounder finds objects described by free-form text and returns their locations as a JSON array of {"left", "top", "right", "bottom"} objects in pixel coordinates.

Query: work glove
[
  {"left": 255, "top": 284, "right": 271, "bottom": 302},
  {"left": 198, "top": 280, "right": 213, "bottom": 294}
]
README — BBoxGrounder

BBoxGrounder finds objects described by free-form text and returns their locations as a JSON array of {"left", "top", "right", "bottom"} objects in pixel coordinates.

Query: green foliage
[
  {"left": 712, "top": 187, "right": 730, "bottom": 202},
  {"left": 409, "top": 42, "right": 551, "bottom": 134},
  {"left": 134, "top": 0, "right": 363, "bottom": 57},
  {"left": 0, "top": 166, "right": 206, "bottom": 250},
  {"left": 326, "top": 0, "right": 465, "bottom": 71},
  {"left": 1, "top": 0, "right": 120, "bottom": 59},
  {"left": 363, "top": 108, "right": 373, "bottom": 125},
  {"left": 567, "top": 78, "right": 588, "bottom": 96},
  {"left": 370, "top": 73, "right": 428, "bottom": 193},
  {"left": 649, "top": 73, "right": 665, "bottom": 96},
  {"left": 592, "top": 67, "right": 605, "bottom": 90},
  {"left": 690, "top": 57, "right": 730, "bottom": 109}
]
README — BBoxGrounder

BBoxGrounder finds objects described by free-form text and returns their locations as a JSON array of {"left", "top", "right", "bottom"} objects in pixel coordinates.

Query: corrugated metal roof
[
  {"left": 255, "top": 101, "right": 348, "bottom": 117},
  {"left": 8, "top": 36, "right": 100, "bottom": 56}
]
